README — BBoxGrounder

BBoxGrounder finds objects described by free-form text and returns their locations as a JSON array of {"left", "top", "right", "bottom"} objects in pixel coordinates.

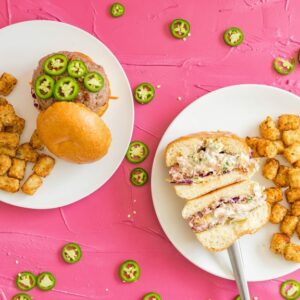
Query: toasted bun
[
  {"left": 165, "top": 131, "right": 249, "bottom": 167},
  {"left": 37, "top": 102, "right": 111, "bottom": 163},
  {"left": 182, "top": 181, "right": 270, "bottom": 251},
  {"left": 195, "top": 202, "right": 270, "bottom": 251},
  {"left": 182, "top": 180, "right": 259, "bottom": 218}
]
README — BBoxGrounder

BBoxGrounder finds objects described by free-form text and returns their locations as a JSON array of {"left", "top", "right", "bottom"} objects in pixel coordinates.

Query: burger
[{"left": 32, "top": 52, "right": 112, "bottom": 164}]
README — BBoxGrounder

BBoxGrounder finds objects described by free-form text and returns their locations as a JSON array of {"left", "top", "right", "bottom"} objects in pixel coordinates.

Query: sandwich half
[
  {"left": 182, "top": 180, "right": 270, "bottom": 251},
  {"left": 165, "top": 131, "right": 257, "bottom": 200}
]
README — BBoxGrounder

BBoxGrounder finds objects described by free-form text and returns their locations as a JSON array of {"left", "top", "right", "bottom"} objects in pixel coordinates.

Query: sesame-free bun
[{"left": 37, "top": 102, "right": 111, "bottom": 164}]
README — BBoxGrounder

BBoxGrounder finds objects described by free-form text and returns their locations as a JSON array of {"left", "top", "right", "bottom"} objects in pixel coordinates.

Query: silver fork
[{"left": 228, "top": 241, "right": 251, "bottom": 300}]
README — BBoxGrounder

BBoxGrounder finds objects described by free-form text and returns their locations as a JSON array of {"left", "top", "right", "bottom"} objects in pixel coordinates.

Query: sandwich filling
[
  {"left": 186, "top": 184, "right": 266, "bottom": 233},
  {"left": 169, "top": 139, "right": 253, "bottom": 184}
]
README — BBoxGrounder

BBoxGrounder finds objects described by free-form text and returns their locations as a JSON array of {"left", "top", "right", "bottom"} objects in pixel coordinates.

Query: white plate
[
  {"left": 0, "top": 21, "right": 134, "bottom": 209},
  {"left": 151, "top": 84, "right": 300, "bottom": 281}
]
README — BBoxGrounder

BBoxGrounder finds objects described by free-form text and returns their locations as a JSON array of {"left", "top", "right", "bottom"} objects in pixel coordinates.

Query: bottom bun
[
  {"left": 37, "top": 102, "right": 112, "bottom": 164},
  {"left": 195, "top": 202, "right": 270, "bottom": 252}
]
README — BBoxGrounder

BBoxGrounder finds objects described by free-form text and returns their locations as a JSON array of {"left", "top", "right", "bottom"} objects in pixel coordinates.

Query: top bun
[{"left": 37, "top": 102, "right": 111, "bottom": 164}]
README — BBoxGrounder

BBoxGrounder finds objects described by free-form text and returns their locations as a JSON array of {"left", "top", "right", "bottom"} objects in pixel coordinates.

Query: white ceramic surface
[
  {"left": 0, "top": 21, "right": 134, "bottom": 209},
  {"left": 151, "top": 84, "right": 300, "bottom": 281}
]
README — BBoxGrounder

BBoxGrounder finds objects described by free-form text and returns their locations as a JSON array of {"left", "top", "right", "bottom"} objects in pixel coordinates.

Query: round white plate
[
  {"left": 151, "top": 84, "right": 300, "bottom": 281},
  {"left": 0, "top": 21, "right": 134, "bottom": 209}
]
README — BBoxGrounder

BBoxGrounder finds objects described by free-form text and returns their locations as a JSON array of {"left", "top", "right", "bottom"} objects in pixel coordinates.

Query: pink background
[{"left": 0, "top": 0, "right": 300, "bottom": 299}]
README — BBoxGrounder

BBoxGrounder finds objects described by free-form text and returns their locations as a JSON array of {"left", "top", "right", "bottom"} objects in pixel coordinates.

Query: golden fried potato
[
  {"left": 29, "top": 130, "right": 43, "bottom": 150},
  {"left": 269, "top": 203, "right": 288, "bottom": 224},
  {"left": 273, "top": 140, "right": 285, "bottom": 154},
  {"left": 0, "top": 97, "right": 8, "bottom": 106},
  {"left": 16, "top": 143, "right": 38, "bottom": 163},
  {"left": 286, "top": 188, "right": 300, "bottom": 203},
  {"left": 0, "top": 154, "right": 11, "bottom": 175},
  {"left": 291, "top": 201, "right": 300, "bottom": 217},
  {"left": 245, "top": 137, "right": 259, "bottom": 157},
  {"left": 265, "top": 187, "right": 283, "bottom": 204},
  {"left": 284, "top": 243, "right": 300, "bottom": 263},
  {"left": 5, "top": 116, "right": 25, "bottom": 135},
  {"left": 289, "top": 168, "right": 300, "bottom": 188},
  {"left": 297, "top": 222, "right": 300, "bottom": 239},
  {"left": 284, "top": 143, "right": 300, "bottom": 164},
  {"left": 0, "top": 132, "right": 19, "bottom": 149},
  {"left": 270, "top": 233, "right": 290, "bottom": 255},
  {"left": 278, "top": 114, "right": 300, "bottom": 131},
  {"left": 257, "top": 139, "right": 277, "bottom": 158},
  {"left": 0, "top": 147, "right": 16, "bottom": 157},
  {"left": 33, "top": 155, "right": 55, "bottom": 177},
  {"left": 259, "top": 116, "right": 280, "bottom": 140},
  {"left": 0, "top": 73, "right": 17, "bottom": 96},
  {"left": 282, "top": 129, "right": 300, "bottom": 146},
  {"left": 273, "top": 165, "right": 290, "bottom": 187},
  {"left": 0, "top": 104, "right": 16, "bottom": 126},
  {"left": 21, "top": 173, "right": 42, "bottom": 195},
  {"left": 263, "top": 158, "right": 279, "bottom": 180},
  {"left": 8, "top": 158, "right": 26, "bottom": 180},
  {"left": 280, "top": 215, "right": 298, "bottom": 237},
  {"left": 0, "top": 175, "right": 19, "bottom": 192}
]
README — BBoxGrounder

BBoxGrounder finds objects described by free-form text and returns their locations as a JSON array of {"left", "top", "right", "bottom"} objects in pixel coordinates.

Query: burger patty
[{"left": 31, "top": 51, "right": 110, "bottom": 113}]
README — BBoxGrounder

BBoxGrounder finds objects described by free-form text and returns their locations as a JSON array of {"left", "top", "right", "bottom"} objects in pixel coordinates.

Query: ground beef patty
[{"left": 31, "top": 51, "right": 110, "bottom": 113}]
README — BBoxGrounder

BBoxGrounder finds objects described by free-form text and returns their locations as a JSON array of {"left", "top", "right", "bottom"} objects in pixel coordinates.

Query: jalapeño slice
[
  {"left": 234, "top": 296, "right": 241, "bottom": 300},
  {"left": 170, "top": 19, "right": 190, "bottom": 39},
  {"left": 35, "top": 75, "right": 55, "bottom": 100},
  {"left": 134, "top": 83, "right": 155, "bottom": 104},
  {"left": 119, "top": 260, "right": 140, "bottom": 283},
  {"left": 280, "top": 279, "right": 300, "bottom": 300},
  {"left": 37, "top": 272, "right": 56, "bottom": 291},
  {"left": 110, "top": 3, "right": 125, "bottom": 17},
  {"left": 223, "top": 27, "right": 244, "bottom": 46},
  {"left": 84, "top": 72, "right": 104, "bottom": 93},
  {"left": 12, "top": 293, "right": 32, "bottom": 300},
  {"left": 16, "top": 272, "right": 36, "bottom": 291},
  {"left": 143, "top": 292, "right": 162, "bottom": 300},
  {"left": 43, "top": 54, "right": 68, "bottom": 76},
  {"left": 62, "top": 242, "right": 82, "bottom": 264},
  {"left": 53, "top": 77, "right": 79, "bottom": 101},
  {"left": 273, "top": 57, "right": 295, "bottom": 75},
  {"left": 126, "top": 141, "right": 149, "bottom": 164},
  {"left": 67, "top": 60, "right": 87, "bottom": 78},
  {"left": 130, "top": 168, "right": 148, "bottom": 186}
]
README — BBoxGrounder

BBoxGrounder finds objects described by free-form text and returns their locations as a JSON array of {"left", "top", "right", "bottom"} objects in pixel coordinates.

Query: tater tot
[
  {"left": 265, "top": 187, "right": 283, "bottom": 204},
  {"left": 286, "top": 188, "right": 300, "bottom": 203},
  {"left": 297, "top": 222, "right": 300, "bottom": 239},
  {"left": 16, "top": 143, "right": 38, "bottom": 163},
  {"left": 291, "top": 201, "right": 300, "bottom": 217},
  {"left": 278, "top": 114, "right": 300, "bottom": 131},
  {"left": 289, "top": 168, "right": 300, "bottom": 188},
  {"left": 284, "top": 243, "right": 300, "bottom": 263},
  {"left": 284, "top": 143, "right": 300, "bottom": 164},
  {"left": 8, "top": 158, "right": 26, "bottom": 180},
  {"left": 33, "top": 155, "right": 55, "bottom": 177},
  {"left": 29, "top": 130, "right": 43, "bottom": 150},
  {"left": 270, "top": 233, "right": 290, "bottom": 255},
  {"left": 269, "top": 203, "right": 288, "bottom": 224},
  {"left": 0, "top": 175, "right": 19, "bottom": 193},
  {"left": 5, "top": 116, "right": 25, "bottom": 135},
  {"left": 282, "top": 129, "right": 300, "bottom": 146},
  {"left": 0, "top": 104, "right": 16, "bottom": 126},
  {"left": 273, "top": 140, "right": 285, "bottom": 154},
  {"left": 0, "top": 73, "right": 17, "bottom": 96},
  {"left": 259, "top": 116, "right": 280, "bottom": 141},
  {"left": 257, "top": 139, "right": 277, "bottom": 158},
  {"left": 21, "top": 174, "right": 42, "bottom": 195},
  {"left": 245, "top": 137, "right": 259, "bottom": 157},
  {"left": 0, "top": 132, "right": 19, "bottom": 149},
  {"left": 280, "top": 215, "right": 298, "bottom": 237},
  {"left": 0, "top": 154, "right": 11, "bottom": 175},
  {"left": 263, "top": 158, "right": 279, "bottom": 180},
  {"left": 273, "top": 165, "right": 290, "bottom": 187},
  {"left": 0, "top": 147, "right": 16, "bottom": 157}
]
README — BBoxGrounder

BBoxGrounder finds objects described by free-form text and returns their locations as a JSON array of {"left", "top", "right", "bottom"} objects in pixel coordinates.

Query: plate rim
[
  {"left": 0, "top": 20, "right": 134, "bottom": 209},
  {"left": 151, "top": 83, "right": 300, "bottom": 281}
]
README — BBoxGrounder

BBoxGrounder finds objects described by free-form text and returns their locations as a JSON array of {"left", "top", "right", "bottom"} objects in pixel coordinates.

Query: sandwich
[
  {"left": 182, "top": 180, "right": 270, "bottom": 251},
  {"left": 165, "top": 131, "right": 257, "bottom": 200}
]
